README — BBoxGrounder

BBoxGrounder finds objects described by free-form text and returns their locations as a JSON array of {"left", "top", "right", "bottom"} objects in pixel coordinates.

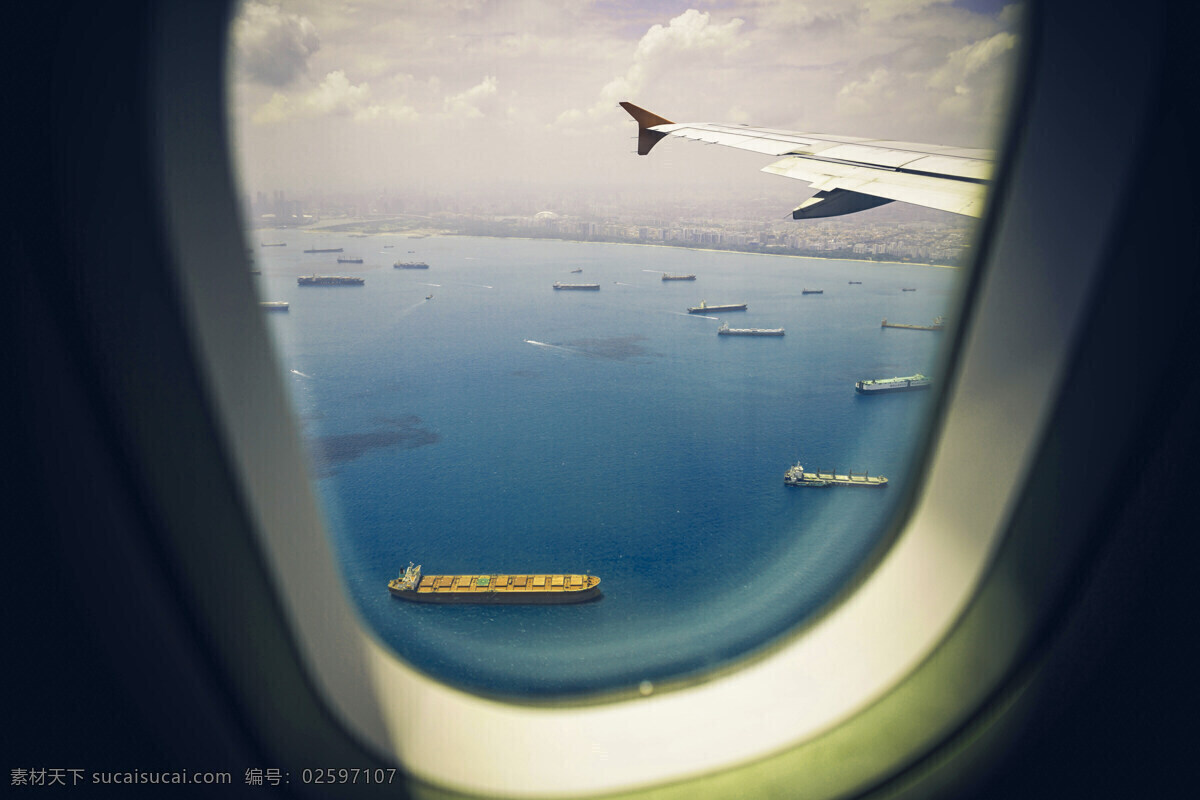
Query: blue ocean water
[{"left": 255, "top": 233, "right": 955, "bottom": 697}]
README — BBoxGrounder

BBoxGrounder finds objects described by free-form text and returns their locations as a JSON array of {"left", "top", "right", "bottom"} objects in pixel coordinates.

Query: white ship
[{"left": 854, "top": 374, "right": 932, "bottom": 394}]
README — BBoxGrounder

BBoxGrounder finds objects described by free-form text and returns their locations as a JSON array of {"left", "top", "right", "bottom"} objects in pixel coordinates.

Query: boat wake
[
  {"left": 290, "top": 369, "right": 314, "bottom": 379},
  {"left": 420, "top": 282, "right": 441, "bottom": 287},
  {"left": 613, "top": 282, "right": 635, "bottom": 286},
  {"left": 670, "top": 311, "right": 718, "bottom": 320},
  {"left": 524, "top": 339, "right": 571, "bottom": 352},
  {"left": 642, "top": 269, "right": 665, "bottom": 274},
  {"left": 395, "top": 300, "right": 429, "bottom": 320}
]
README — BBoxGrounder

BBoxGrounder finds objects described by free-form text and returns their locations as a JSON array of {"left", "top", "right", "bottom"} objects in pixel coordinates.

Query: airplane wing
[{"left": 619, "top": 102, "right": 994, "bottom": 219}]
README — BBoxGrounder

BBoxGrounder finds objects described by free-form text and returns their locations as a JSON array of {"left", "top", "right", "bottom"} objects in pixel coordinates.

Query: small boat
[
  {"left": 425, "top": 294, "right": 433, "bottom": 300},
  {"left": 570, "top": 268, "right": 583, "bottom": 273}
]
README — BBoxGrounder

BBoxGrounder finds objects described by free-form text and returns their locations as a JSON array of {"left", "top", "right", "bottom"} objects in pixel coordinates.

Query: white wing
[{"left": 620, "top": 102, "right": 993, "bottom": 219}]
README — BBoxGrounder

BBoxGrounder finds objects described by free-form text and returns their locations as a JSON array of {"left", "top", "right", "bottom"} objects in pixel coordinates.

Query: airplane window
[{"left": 225, "top": 0, "right": 1025, "bottom": 700}]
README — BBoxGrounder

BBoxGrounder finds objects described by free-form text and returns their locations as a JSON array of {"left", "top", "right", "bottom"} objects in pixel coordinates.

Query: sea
[{"left": 254, "top": 232, "right": 956, "bottom": 697}]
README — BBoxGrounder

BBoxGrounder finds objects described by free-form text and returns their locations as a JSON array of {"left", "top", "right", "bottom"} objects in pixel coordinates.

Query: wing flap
[{"left": 763, "top": 156, "right": 990, "bottom": 218}]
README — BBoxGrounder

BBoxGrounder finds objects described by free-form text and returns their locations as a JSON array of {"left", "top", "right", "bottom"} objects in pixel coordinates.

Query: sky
[{"left": 227, "top": 0, "right": 1024, "bottom": 209}]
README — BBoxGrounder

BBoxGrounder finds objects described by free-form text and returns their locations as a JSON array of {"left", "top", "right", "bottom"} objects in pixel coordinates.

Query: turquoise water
[{"left": 256, "top": 233, "right": 955, "bottom": 696}]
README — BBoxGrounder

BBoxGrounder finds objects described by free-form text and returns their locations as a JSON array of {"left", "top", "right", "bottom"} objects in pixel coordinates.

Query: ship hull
[
  {"left": 687, "top": 304, "right": 746, "bottom": 313},
  {"left": 719, "top": 328, "right": 784, "bottom": 336},
  {"left": 389, "top": 585, "right": 602, "bottom": 604},
  {"left": 855, "top": 383, "right": 931, "bottom": 394}
]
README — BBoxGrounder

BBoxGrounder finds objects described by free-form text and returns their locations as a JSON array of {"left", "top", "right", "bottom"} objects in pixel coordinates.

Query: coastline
[{"left": 279, "top": 226, "right": 961, "bottom": 270}]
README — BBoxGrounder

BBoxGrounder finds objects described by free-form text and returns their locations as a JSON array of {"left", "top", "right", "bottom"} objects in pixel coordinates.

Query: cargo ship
[
  {"left": 718, "top": 323, "right": 784, "bottom": 336},
  {"left": 259, "top": 301, "right": 289, "bottom": 311},
  {"left": 784, "top": 463, "right": 888, "bottom": 488},
  {"left": 337, "top": 256, "right": 364, "bottom": 264},
  {"left": 662, "top": 274, "right": 696, "bottom": 281},
  {"left": 260, "top": 242, "right": 286, "bottom": 247},
  {"left": 881, "top": 316, "right": 944, "bottom": 331},
  {"left": 687, "top": 301, "right": 746, "bottom": 313},
  {"left": 554, "top": 282, "right": 601, "bottom": 290},
  {"left": 297, "top": 275, "right": 364, "bottom": 286},
  {"left": 388, "top": 563, "right": 602, "bottom": 605},
  {"left": 855, "top": 374, "right": 931, "bottom": 393},
  {"left": 394, "top": 261, "right": 429, "bottom": 269},
  {"left": 902, "top": 287, "right": 917, "bottom": 292},
  {"left": 303, "top": 247, "right": 343, "bottom": 253},
  {"left": 802, "top": 288, "right": 824, "bottom": 294},
  {"left": 848, "top": 280, "right": 862, "bottom": 284}
]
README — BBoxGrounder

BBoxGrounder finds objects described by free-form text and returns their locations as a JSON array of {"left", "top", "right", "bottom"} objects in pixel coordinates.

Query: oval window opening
[{"left": 226, "top": 0, "right": 1023, "bottom": 698}]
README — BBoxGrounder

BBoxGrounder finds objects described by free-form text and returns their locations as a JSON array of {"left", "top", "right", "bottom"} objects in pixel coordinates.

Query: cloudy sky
[{"left": 227, "top": 0, "right": 1023, "bottom": 208}]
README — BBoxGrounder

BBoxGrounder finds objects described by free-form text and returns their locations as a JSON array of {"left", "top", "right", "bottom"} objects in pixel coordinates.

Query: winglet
[{"left": 619, "top": 102, "right": 674, "bottom": 155}]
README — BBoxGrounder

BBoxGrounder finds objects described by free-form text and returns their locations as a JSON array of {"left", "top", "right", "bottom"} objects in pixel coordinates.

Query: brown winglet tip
[{"left": 619, "top": 102, "right": 673, "bottom": 155}]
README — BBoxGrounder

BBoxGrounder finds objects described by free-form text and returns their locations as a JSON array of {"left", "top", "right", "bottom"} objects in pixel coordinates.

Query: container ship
[
  {"left": 388, "top": 563, "right": 602, "bottom": 605},
  {"left": 662, "top": 274, "right": 697, "bottom": 281},
  {"left": 687, "top": 301, "right": 746, "bottom": 313},
  {"left": 394, "top": 261, "right": 429, "bottom": 269},
  {"left": 855, "top": 374, "right": 931, "bottom": 394},
  {"left": 554, "top": 282, "right": 601, "bottom": 290},
  {"left": 784, "top": 463, "right": 888, "bottom": 488},
  {"left": 718, "top": 323, "right": 784, "bottom": 336},
  {"left": 259, "top": 301, "right": 289, "bottom": 311},
  {"left": 881, "top": 316, "right": 944, "bottom": 331},
  {"left": 337, "top": 256, "right": 364, "bottom": 264},
  {"left": 303, "top": 247, "right": 343, "bottom": 253},
  {"left": 297, "top": 275, "right": 364, "bottom": 286}
]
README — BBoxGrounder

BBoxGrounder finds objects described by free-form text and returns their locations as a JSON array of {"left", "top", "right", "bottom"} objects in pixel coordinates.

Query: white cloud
[
  {"left": 928, "top": 31, "right": 1017, "bottom": 90},
  {"left": 443, "top": 75, "right": 500, "bottom": 119},
  {"left": 233, "top": 2, "right": 320, "bottom": 87},
  {"left": 835, "top": 67, "right": 896, "bottom": 117},
  {"left": 251, "top": 70, "right": 417, "bottom": 124},
  {"left": 555, "top": 8, "right": 745, "bottom": 128}
]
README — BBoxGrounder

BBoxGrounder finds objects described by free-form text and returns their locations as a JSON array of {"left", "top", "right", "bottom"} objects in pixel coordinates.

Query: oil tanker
[
  {"left": 687, "top": 300, "right": 746, "bottom": 313},
  {"left": 388, "top": 564, "right": 601, "bottom": 604},
  {"left": 297, "top": 275, "right": 364, "bottom": 286},
  {"left": 784, "top": 463, "right": 888, "bottom": 488},
  {"left": 718, "top": 323, "right": 784, "bottom": 336}
]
